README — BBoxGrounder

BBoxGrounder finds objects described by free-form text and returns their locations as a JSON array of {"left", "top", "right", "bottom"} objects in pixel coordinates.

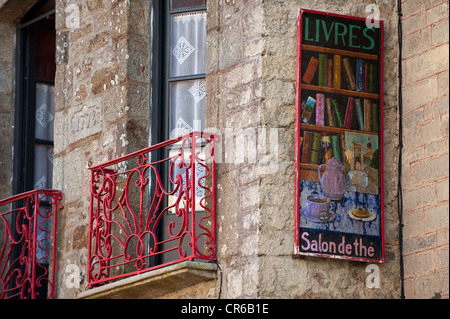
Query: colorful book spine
[
  {"left": 355, "top": 99, "right": 364, "bottom": 131},
  {"left": 356, "top": 59, "right": 364, "bottom": 92},
  {"left": 326, "top": 98, "right": 336, "bottom": 127},
  {"left": 344, "top": 97, "right": 355, "bottom": 129},
  {"left": 364, "top": 99, "right": 372, "bottom": 133},
  {"left": 331, "top": 135, "right": 341, "bottom": 162},
  {"left": 333, "top": 55, "right": 341, "bottom": 89},
  {"left": 368, "top": 64, "right": 376, "bottom": 93},
  {"left": 310, "top": 132, "right": 321, "bottom": 164},
  {"left": 339, "top": 134, "right": 346, "bottom": 164},
  {"left": 301, "top": 96, "right": 316, "bottom": 124},
  {"left": 303, "top": 56, "right": 319, "bottom": 84},
  {"left": 318, "top": 54, "right": 328, "bottom": 87},
  {"left": 301, "top": 131, "right": 313, "bottom": 163},
  {"left": 321, "top": 133, "right": 332, "bottom": 164},
  {"left": 327, "top": 59, "right": 333, "bottom": 87},
  {"left": 364, "top": 62, "right": 369, "bottom": 92},
  {"left": 301, "top": 100, "right": 306, "bottom": 112},
  {"left": 332, "top": 99, "right": 343, "bottom": 128},
  {"left": 316, "top": 93, "right": 325, "bottom": 126},
  {"left": 371, "top": 102, "right": 378, "bottom": 132},
  {"left": 343, "top": 57, "right": 356, "bottom": 90}
]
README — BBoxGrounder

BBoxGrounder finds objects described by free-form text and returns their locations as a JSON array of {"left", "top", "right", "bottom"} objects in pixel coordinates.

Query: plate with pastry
[{"left": 348, "top": 208, "right": 376, "bottom": 222}]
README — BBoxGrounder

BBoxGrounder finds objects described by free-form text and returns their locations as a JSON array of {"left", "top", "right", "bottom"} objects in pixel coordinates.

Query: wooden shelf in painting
[
  {"left": 301, "top": 84, "right": 379, "bottom": 100},
  {"left": 300, "top": 123, "right": 378, "bottom": 136},
  {"left": 299, "top": 124, "right": 378, "bottom": 181},
  {"left": 299, "top": 163, "right": 321, "bottom": 182},
  {"left": 302, "top": 44, "right": 379, "bottom": 61}
]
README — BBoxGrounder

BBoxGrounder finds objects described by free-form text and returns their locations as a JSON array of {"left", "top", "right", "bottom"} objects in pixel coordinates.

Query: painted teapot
[{"left": 318, "top": 158, "right": 346, "bottom": 201}]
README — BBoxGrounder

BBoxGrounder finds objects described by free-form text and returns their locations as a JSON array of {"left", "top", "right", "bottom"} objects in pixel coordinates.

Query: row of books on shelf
[
  {"left": 300, "top": 131, "right": 343, "bottom": 165},
  {"left": 303, "top": 53, "right": 376, "bottom": 93},
  {"left": 300, "top": 94, "right": 378, "bottom": 133}
]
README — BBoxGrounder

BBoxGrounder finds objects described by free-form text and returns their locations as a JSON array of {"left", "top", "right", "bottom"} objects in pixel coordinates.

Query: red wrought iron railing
[
  {"left": 0, "top": 189, "right": 62, "bottom": 299},
  {"left": 87, "top": 132, "right": 219, "bottom": 287}
]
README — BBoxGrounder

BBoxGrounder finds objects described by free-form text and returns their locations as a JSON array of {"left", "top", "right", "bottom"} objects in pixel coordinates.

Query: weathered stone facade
[
  {"left": 0, "top": 0, "right": 448, "bottom": 299},
  {"left": 0, "top": 0, "right": 39, "bottom": 203},
  {"left": 51, "top": 0, "right": 153, "bottom": 298},
  {"left": 401, "top": 0, "right": 449, "bottom": 299},
  {"left": 206, "top": 0, "right": 402, "bottom": 299}
]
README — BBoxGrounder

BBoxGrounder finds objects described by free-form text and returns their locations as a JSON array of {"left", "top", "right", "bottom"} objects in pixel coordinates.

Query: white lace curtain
[
  {"left": 170, "top": 11, "right": 206, "bottom": 77},
  {"left": 34, "top": 83, "right": 54, "bottom": 191},
  {"left": 169, "top": 11, "right": 206, "bottom": 138},
  {"left": 34, "top": 83, "right": 55, "bottom": 264}
]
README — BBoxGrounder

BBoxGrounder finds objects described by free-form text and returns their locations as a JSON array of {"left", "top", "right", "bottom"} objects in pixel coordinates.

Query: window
[
  {"left": 14, "top": 0, "right": 55, "bottom": 196},
  {"left": 153, "top": 0, "right": 207, "bottom": 143},
  {"left": 84, "top": 1, "right": 216, "bottom": 290},
  {"left": 11, "top": 0, "right": 56, "bottom": 298},
  {"left": 152, "top": 0, "right": 207, "bottom": 266}
]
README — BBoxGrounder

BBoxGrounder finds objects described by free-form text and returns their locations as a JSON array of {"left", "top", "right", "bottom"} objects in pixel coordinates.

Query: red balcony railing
[
  {"left": 0, "top": 189, "right": 62, "bottom": 299},
  {"left": 87, "top": 132, "right": 219, "bottom": 287}
]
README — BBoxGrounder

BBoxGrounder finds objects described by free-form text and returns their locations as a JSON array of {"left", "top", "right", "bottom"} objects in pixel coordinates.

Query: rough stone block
[
  {"left": 404, "top": 209, "right": 425, "bottom": 239},
  {"left": 427, "top": 3, "right": 449, "bottom": 25},
  {"left": 436, "top": 178, "right": 449, "bottom": 202},
  {"left": 442, "top": 113, "right": 449, "bottom": 137},
  {"left": 219, "top": 19, "right": 242, "bottom": 70},
  {"left": 404, "top": 117, "right": 442, "bottom": 149},
  {"left": 404, "top": 250, "right": 435, "bottom": 277},
  {"left": 436, "top": 245, "right": 449, "bottom": 268},
  {"left": 402, "top": 0, "right": 421, "bottom": 18},
  {"left": 403, "top": 184, "right": 436, "bottom": 212},
  {"left": 411, "top": 152, "right": 449, "bottom": 185},
  {"left": 90, "top": 65, "right": 119, "bottom": 95},
  {"left": 403, "top": 11, "right": 427, "bottom": 35},
  {"left": 406, "top": 44, "right": 449, "bottom": 84},
  {"left": 404, "top": 233, "right": 436, "bottom": 255},
  {"left": 438, "top": 70, "right": 449, "bottom": 95},
  {"left": 415, "top": 268, "right": 449, "bottom": 298},
  {"left": 431, "top": 18, "right": 449, "bottom": 47},
  {"left": 424, "top": 202, "right": 449, "bottom": 232}
]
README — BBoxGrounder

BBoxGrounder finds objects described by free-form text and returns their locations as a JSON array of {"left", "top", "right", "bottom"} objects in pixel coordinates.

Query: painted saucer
[{"left": 301, "top": 208, "right": 337, "bottom": 223}]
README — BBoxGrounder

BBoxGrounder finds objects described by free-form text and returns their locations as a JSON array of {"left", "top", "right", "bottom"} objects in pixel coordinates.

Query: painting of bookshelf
[
  {"left": 295, "top": 9, "right": 385, "bottom": 262},
  {"left": 299, "top": 45, "right": 380, "bottom": 182}
]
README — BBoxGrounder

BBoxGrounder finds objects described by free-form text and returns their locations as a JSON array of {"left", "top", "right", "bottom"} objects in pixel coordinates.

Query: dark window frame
[
  {"left": 10, "top": 0, "right": 56, "bottom": 299},
  {"left": 149, "top": 0, "right": 207, "bottom": 267},
  {"left": 151, "top": 0, "right": 207, "bottom": 145},
  {"left": 13, "top": 0, "right": 55, "bottom": 195}
]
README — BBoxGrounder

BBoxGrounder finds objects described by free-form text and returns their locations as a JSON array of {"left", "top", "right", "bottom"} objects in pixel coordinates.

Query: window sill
[{"left": 77, "top": 261, "right": 218, "bottom": 299}]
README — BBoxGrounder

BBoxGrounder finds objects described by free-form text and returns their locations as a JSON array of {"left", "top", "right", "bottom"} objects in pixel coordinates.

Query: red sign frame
[{"left": 294, "top": 9, "right": 385, "bottom": 263}]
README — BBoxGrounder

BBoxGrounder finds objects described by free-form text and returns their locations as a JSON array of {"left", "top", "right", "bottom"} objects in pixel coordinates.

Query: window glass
[
  {"left": 33, "top": 144, "right": 53, "bottom": 190},
  {"left": 36, "top": 30, "right": 56, "bottom": 81},
  {"left": 169, "top": 79, "right": 206, "bottom": 139},
  {"left": 35, "top": 83, "right": 55, "bottom": 141},
  {"left": 170, "top": 11, "right": 206, "bottom": 77}
]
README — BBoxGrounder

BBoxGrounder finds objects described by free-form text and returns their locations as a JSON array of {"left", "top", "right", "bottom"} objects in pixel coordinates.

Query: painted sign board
[{"left": 295, "top": 9, "right": 384, "bottom": 263}]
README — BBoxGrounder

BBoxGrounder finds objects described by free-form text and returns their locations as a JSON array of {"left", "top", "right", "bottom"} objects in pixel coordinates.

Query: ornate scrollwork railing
[
  {"left": 0, "top": 189, "right": 62, "bottom": 299},
  {"left": 87, "top": 132, "right": 218, "bottom": 287}
]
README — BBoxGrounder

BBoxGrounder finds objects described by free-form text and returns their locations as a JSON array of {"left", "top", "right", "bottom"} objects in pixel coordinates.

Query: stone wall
[
  {"left": 54, "top": 0, "right": 404, "bottom": 299},
  {"left": 0, "top": 0, "right": 40, "bottom": 261},
  {"left": 1, "top": 0, "right": 447, "bottom": 299},
  {"left": 401, "top": 0, "right": 449, "bottom": 299},
  {"left": 0, "top": 0, "right": 39, "bottom": 203},
  {"left": 53, "top": 0, "right": 152, "bottom": 298},
  {"left": 207, "top": 0, "right": 401, "bottom": 298},
  {"left": 0, "top": 18, "right": 14, "bottom": 202}
]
